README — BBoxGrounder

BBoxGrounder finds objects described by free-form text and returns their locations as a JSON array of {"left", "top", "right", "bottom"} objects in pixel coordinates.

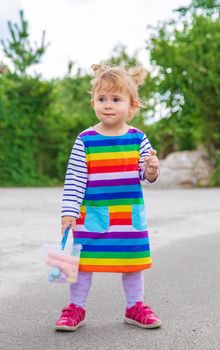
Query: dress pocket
[
  {"left": 132, "top": 204, "right": 148, "bottom": 230},
  {"left": 84, "top": 206, "right": 109, "bottom": 233}
]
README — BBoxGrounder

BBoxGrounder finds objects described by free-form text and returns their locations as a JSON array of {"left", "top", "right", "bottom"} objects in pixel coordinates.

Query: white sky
[{"left": 0, "top": 0, "right": 191, "bottom": 79}]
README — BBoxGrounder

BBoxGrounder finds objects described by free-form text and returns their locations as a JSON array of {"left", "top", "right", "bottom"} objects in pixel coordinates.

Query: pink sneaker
[
  {"left": 55, "top": 303, "right": 86, "bottom": 331},
  {"left": 125, "top": 301, "right": 162, "bottom": 329}
]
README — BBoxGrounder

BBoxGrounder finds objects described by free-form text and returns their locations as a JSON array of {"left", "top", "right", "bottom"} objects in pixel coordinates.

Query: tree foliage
[
  {"left": 0, "top": 2, "right": 220, "bottom": 186},
  {"left": 0, "top": 73, "right": 55, "bottom": 185},
  {"left": 146, "top": 0, "right": 220, "bottom": 159},
  {"left": 1, "top": 10, "right": 49, "bottom": 75}
]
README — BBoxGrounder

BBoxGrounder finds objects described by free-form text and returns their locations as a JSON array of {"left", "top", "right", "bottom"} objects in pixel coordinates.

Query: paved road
[{"left": 0, "top": 188, "right": 220, "bottom": 349}]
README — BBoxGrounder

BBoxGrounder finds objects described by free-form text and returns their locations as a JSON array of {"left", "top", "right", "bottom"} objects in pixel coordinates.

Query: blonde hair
[{"left": 91, "top": 64, "right": 147, "bottom": 116}]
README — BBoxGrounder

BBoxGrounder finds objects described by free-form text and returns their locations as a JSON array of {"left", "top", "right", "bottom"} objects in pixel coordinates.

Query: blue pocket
[
  {"left": 132, "top": 204, "right": 148, "bottom": 230},
  {"left": 84, "top": 206, "right": 109, "bottom": 233}
]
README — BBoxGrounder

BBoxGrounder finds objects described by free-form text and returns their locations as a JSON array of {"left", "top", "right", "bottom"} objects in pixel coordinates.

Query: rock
[{"left": 152, "top": 149, "right": 213, "bottom": 188}]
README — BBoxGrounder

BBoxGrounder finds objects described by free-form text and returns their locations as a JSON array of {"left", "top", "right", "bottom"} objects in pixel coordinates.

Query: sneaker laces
[
  {"left": 135, "top": 302, "right": 153, "bottom": 315},
  {"left": 132, "top": 302, "right": 158, "bottom": 322},
  {"left": 61, "top": 304, "right": 83, "bottom": 320}
]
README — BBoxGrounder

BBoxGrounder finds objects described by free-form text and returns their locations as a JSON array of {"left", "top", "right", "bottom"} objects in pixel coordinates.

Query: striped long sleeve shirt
[{"left": 61, "top": 129, "right": 157, "bottom": 218}]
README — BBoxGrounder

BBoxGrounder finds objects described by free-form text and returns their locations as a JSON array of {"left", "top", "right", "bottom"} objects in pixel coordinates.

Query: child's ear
[
  {"left": 91, "top": 99, "right": 95, "bottom": 108},
  {"left": 130, "top": 99, "right": 139, "bottom": 114},
  {"left": 132, "top": 99, "right": 139, "bottom": 109}
]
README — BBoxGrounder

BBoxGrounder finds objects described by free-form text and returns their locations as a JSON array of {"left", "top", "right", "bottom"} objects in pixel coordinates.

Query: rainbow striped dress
[{"left": 62, "top": 127, "right": 153, "bottom": 273}]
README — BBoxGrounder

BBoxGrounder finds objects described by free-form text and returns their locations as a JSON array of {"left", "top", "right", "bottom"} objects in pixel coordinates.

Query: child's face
[{"left": 92, "top": 88, "right": 135, "bottom": 127}]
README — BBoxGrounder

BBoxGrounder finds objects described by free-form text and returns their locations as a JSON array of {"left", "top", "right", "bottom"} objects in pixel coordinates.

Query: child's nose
[{"left": 105, "top": 100, "right": 112, "bottom": 109}]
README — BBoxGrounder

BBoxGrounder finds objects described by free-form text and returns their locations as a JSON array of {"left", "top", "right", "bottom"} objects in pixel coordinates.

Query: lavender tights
[{"left": 69, "top": 271, "right": 144, "bottom": 308}]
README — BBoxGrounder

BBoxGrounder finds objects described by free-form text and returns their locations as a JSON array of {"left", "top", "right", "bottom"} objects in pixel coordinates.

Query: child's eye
[
  {"left": 113, "top": 97, "right": 120, "bottom": 102},
  {"left": 98, "top": 97, "right": 105, "bottom": 102}
]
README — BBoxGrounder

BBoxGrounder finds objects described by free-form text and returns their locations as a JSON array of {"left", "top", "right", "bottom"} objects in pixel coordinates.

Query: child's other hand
[
  {"left": 61, "top": 216, "right": 76, "bottom": 235},
  {"left": 144, "top": 149, "right": 159, "bottom": 180}
]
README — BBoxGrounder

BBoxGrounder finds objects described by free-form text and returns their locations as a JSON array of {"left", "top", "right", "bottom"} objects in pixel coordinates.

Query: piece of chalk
[
  {"left": 50, "top": 267, "right": 61, "bottom": 278},
  {"left": 66, "top": 277, "right": 77, "bottom": 283},
  {"left": 48, "top": 274, "right": 55, "bottom": 282}
]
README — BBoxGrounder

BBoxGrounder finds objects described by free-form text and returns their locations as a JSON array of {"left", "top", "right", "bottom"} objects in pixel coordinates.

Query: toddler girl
[{"left": 56, "top": 64, "right": 161, "bottom": 330}]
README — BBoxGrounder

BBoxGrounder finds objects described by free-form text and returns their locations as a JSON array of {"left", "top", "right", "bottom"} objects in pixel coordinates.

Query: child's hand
[
  {"left": 61, "top": 216, "right": 76, "bottom": 235},
  {"left": 144, "top": 149, "right": 159, "bottom": 181}
]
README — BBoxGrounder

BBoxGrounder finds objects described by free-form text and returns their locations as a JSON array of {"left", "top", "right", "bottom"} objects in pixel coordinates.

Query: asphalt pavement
[{"left": 0, "top": 188, "right": 220, "bottom": 350}]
